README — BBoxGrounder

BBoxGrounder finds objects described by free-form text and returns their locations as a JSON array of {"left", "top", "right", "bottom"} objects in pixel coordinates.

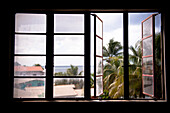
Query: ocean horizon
[{"left": 42, "top": 66, "right": 94, "bottom": 74}]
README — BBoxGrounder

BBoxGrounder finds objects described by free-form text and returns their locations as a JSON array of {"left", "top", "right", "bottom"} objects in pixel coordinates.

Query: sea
[
  {"left": 43, "top": 66, "right": 94, "bottom": 74},
  {"left": 54, "top": 66, "right": 84, "bottom": 74}
]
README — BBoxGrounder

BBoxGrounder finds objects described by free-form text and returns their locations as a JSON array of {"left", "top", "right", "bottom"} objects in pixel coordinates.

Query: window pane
[
  {"left": 128, "top": 13, "right": 155, "bottom": 99},
  {"left": 94, "top": 13, "right": 124, "bottom": 99},
  {"left": 143, "top": 57, "right": 153, "bottom": 75},
  {"left": 96, "top": 76, "right": 103, "bottom": 96},
  {"left": 96, "top": 57, "right": 102, "bottom": 75},
  {"left": 14, "top": 56, "right": 46, "bottom": 76},
  {"left": 14, "top": 78, "right": 45, "bottom": 98},
  {"left": 54, "top": 35, "right": 84, "bottom": 54},
  {"left": 143, "top": 17, "right": 152, "bottom": 38},
  {"left": 15, "top": 35, "right": 46, "bottom": 54},
  {"left": 15, "top": 14, "right": 46, "bottom": 33},
  {"left": 54, "top": 14, "right": 84, "bottom": 33},
  {"left": 143, "top": 76, "right": 153, "bottom": 96},
  {"left": 53, "top": 78, "right": 84, "bottom": 98},
  {"left": 96, "top": 37, "right": 102, "bottom": 56},
  {"left": 143, "top": 37, "right": 152, "bottom": 56},
  {"left": 54, "top": 56, "right": 84, "bottom": 76},
  {"left": 96, "top": 17, "right": 102, "bottom": 38}
]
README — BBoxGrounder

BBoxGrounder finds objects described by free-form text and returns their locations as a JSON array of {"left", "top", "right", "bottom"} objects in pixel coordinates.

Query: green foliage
[
  {"left": 54, "top": 65, "right": 84, "bottom": 89},
  {"left": 67, "top": 65, "right": 83, "bottom": 76},
  {"left": 33, "top": 64, "right": 44, "bottom": 70},
  {"left": 54, "top": 72, "right": 67, "bottom": 76},
  {"left": 128, "top": 40, "right": 143, "bottom": 98},
  {"left": 99, "top": 90, "right": 110, "bottom": 99},
  {"left": 103, "top": 38, "right": 142, "bottom": 99},
  {"left": 54, "top": 65, "right": 83, "bottom": 76},
  {"left": 54, "top": 78, "right": 84, "bottom": 89},
  {"left": 154, "top": 33, "right": 162, "bottom": 99},
  {"left": 103, "top": 38, "right": 123, "bottom": 58},
  {"left": 103, "top": 55, "right": 124, "bottom": 98},
  {"left": 90, "top": 73, "right": 94, "bottom": 87},
  {"left": 34, "top": 64, "right": 41, "bottom": 66},
  {"left": 103, "top": 33, "right": 162, "bottom": 99}
]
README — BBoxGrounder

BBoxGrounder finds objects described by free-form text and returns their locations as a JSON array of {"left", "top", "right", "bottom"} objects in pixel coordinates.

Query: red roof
[{"left": 14, "top": 66, "right": 44, "bottom": 72}]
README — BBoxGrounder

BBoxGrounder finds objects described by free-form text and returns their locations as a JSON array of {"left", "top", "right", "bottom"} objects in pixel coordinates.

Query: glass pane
[
  {"left": 14, "top": 56, "right": 46, "bottom": 76},
  {"left": 54, "top": 14, "right": 84, "bottom": 33},
  {"left": 96, "top": 37, "right": 102, "bottom": 56},
  {"left": 143, "top": 57, "right": 153, "bottom": 75},
  {"left": 96, "top": 17, "right": 103, "bottom": 38},
  {"left": 54, "top": 56, "right": 84, "bottom": 76},
  {"left": 53, "top": 78, "right": 84, "bottom": 98},
  {"left": 128, "top": 13, "right": 155, "bottom": 99},
  {"left": 15, "top": 14, "right": 46, "bottom": 33},
  {"left": 96, "top": 76, "right": 103, "bottom": 96},
  {"left": 143, "top": 17, "right": 152, "bottom": 38},
  {"left": 15, "top": 35, "right": 46, "bottom": 54},
  {"left": 54, "top": 35, "right": 84, "bottom": 54},
  {"left": 94, "top": 13, "right": 123, "bottom": 99},
  {"left": 154, "top": 14, "right": 163, "bottom": 98},
  {"left": 96, "top": 57, "right": 102, "bottom": 75},
  {"left": 14, "top": 78, "right": 45, "bottom": 98},
  {"left": 143, "top": 37, "right": 153, "bottom": 56},
  {"left": 143, "top": 76, "right": 153, "bottom": 96}
]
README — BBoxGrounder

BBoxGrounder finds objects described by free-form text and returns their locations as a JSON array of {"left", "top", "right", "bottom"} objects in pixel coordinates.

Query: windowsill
[{"left": 19, "top": 99, "right": 167, "bottom": 102}]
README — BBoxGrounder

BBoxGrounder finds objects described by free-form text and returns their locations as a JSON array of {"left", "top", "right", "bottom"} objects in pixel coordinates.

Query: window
[
  {"left": 14, "top": 14, "right": 46, "bottom": 98},
  {"left": 90, "top": 14, "right": 104, "bottom": 98},
  {"left": 128, "top": 13, "right": 164, "bottom": 99},
  {"left": 53, "top": 14, "right": 85, "bottom": 98},
  {"left": 9, "top": 9, "right": 167, "bottom": 101}
]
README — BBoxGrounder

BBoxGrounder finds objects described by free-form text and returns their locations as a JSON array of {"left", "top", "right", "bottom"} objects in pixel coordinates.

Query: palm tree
[
  {"left": 103, "top": 56, "right": 124, "bottom": 98},
  {"left": 129, "top": 40, "right": 143, "bottom": 98},
  {"left": 155, "top": 33, "right": 162, "bottom": 98},
  {"left": 102, "top": 39, "right": 143, "bottom": 99},
  {"left": 102, "top": 38, "right": 124, "bottom": 98},
  {"left": 129, "top": 40, "right": 142, "bottom": 76},
  {"left": 103, "top": 38, "right": 123, "bottom": 58},
  {"left": 66, "top": 65, "right": 83, "bottom": 76}
]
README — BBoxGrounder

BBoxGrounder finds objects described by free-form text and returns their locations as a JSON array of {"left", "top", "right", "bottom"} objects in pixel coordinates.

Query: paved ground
[
  {"left": 14, "top": 84, "right": 84, "bottom": 98},
  {"left": 53, "top": 84, "right": 84, "bottom": 98},
  {"left": 14, "top": 86, "right": 45, "bottom": 98}
]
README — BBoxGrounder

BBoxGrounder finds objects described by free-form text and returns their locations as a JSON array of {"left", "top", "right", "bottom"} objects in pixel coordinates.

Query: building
[{"left": 14, "top": 66, "right": 45, "bottom": 76}]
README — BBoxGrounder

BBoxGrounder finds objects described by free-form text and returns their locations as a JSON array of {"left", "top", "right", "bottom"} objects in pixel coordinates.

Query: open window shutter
[
  {"left": 142, "top": 14, "right": 155, "bottom": 97},
  {"left": 93, "top": 14, "right": 103, "bottom": 97}
]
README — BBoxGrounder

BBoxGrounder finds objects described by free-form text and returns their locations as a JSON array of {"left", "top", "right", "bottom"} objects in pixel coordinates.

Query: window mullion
[
  {"left": 46, "top": 13, "right": 54, "bottom": 100},
  {"left": 123, "top": 12, "right": 129, "bottom": 99},
  {"left": 84, "top": 13, "right": 91, "bottom": 99}
]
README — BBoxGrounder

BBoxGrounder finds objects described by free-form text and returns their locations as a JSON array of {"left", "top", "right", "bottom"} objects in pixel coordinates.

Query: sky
[
  {"left": 96, "top": 13, "right": 160, "bottom": 47},
  {"left": 15, "top": 13, "right": 161, "bottom": 66}
]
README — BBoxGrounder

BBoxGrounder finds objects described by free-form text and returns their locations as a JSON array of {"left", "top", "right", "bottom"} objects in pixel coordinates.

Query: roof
[{"left": 14, "top": 66, "right": 44, "bottom": 72}]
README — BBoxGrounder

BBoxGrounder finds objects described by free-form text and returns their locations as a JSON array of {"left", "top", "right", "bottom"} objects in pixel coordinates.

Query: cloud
[
  {"left": 103, "top": 28, "right": 123, "bottom": 47},
  {"left": 54, "top": 14, "right": 84, "bottom": 33},
  {"left": 54, "top": 35, "right": 84, "bottom": 54},
  {"left": 129, "top": 24, "right": 142, "bottom": 47},
  {"left": 54, "top": 56, "right": 84, "bottom": 66},
  {"left": 129, "top": 13, "right": 156, "bottom": 25},
  {"left": 96, "top": 13, "right": 123, "bottom": 32},
  {"left": 15, "top": 35, "right": 46, "bottom": 54},
  {"left": 16, "top": 14, "right": 46, "bottom": 33},
  {"left": 15, "top": 56, "right": 45, "bottom": 66}
]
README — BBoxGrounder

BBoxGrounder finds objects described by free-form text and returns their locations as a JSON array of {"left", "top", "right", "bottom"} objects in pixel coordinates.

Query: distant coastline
[{"left": 42, "top": 66, "right": 94, "bottom": 73}]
